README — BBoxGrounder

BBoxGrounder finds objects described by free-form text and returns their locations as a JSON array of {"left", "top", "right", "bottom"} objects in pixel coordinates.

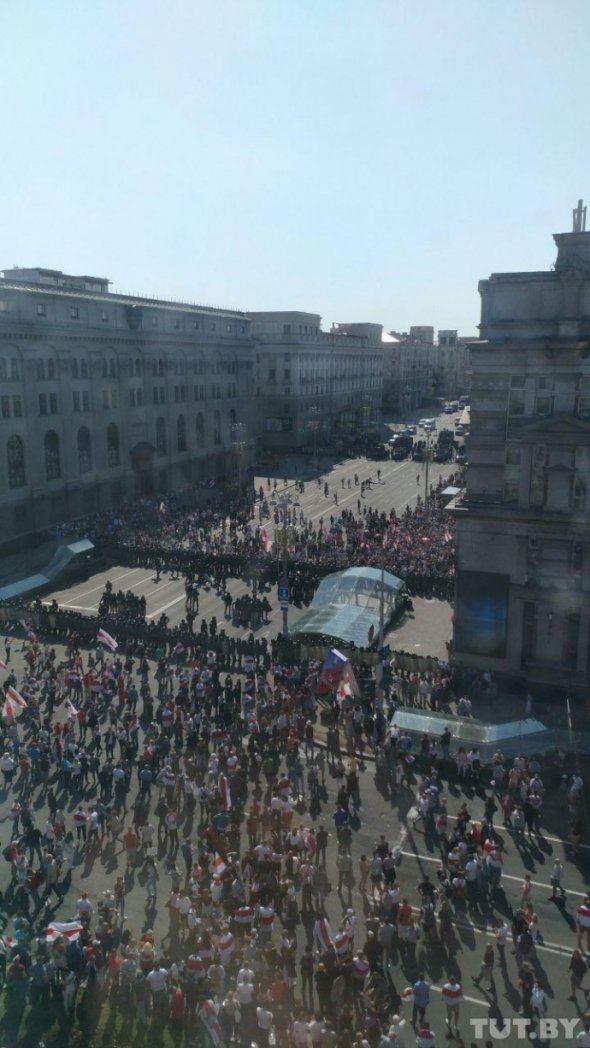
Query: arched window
[
  {"left": 72, "top": 359, "right": 79, "bottom": 379},
  {"left": 196, "top": 413, "right": 205, "bottom": 448},
  {"left": 10, "top": 359, "right": 18, "bottom": 380},
  {"left": 37, "top": 359, "right": 45, "bottom": 381},
  {"left": 44, "top": 430, "right": 61, "bottom": 480},
  {"left": 107, "top": 423, "right": 120, "bottom": 467},
  {"left": 177, "top": 414, "right": 187, "bottom": 452},
  {"left": 80, "top": 359, "right": 88, "bottom": 379},
  {"left": 7, "top": 435, "right": 26, "bottom": 488},
  {"left": 156, "top": 417, "right": 167, "bottom": 456},
  {"left": 213, "top": 409, "right": 221, "bottom": 445},
  {"left": 77, "top": 426, "right": 92, "bottom": 473},
  {"left": 47, "top": 358, "right": 55, "bottom": 380}
]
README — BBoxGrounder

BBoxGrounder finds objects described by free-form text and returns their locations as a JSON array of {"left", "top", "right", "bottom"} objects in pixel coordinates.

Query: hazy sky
[{"left": 2, "top": 0, "right": 590, "bottom": 334}]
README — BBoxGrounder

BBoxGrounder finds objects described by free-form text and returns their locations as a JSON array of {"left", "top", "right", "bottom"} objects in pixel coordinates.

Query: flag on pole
[
  {"left": 1, "top": 699, "right": 16, "bottom": 720},
  {"left": 319, "top": 648, "right": 348, "bottom": 688},
  {"left": 212, "top": 853, "right": 227, "bottom": 876},
  {"left": 219, "top": 773, "right": 231, "bottom": 811},
  {"left": 340, "top": 661, "right": 360, "bottom": 697},
  {"left": 6, "top": 686, "right": 27, "bottom": 708},
  {"left": 46, "top": 920, "right": 83, "bottom": 943},
  {"left": 260, "top": 528, "right": 272, "bottom": 553},
  {"left": 97, "top": 628, "right": 118, "bottom": 652},
  {"left": 0, "top": 659, "right": 8, "bottom": 672},
  {"left": 313, "top": 916, "right": 335, "bottom": 953}
]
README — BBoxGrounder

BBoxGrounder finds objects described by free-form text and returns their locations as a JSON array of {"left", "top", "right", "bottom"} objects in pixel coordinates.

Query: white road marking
[
  {"left": 57, "top": 567, "right": 147, "bottom": 604},
  {"left": 147, "top": 593, "right": 188, "bottom": 618},
  {"left": 400, "top": 849, "right": 588, "bottom": 898},
  {"left": 444, "top": 812, "right": 590, "bottom": 852}
]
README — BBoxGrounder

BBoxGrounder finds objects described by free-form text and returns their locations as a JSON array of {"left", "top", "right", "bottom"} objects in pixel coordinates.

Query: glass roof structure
[
  {"left": 291, "top": 566, "right": 404, "bottom": 647},
  {"left": 391, "top": 709, "right": 553, "bottom": 759}
]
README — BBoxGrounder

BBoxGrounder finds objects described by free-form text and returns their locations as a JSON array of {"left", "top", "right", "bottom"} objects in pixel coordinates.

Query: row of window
[
  {"left": 36, "top": 355, "right": 240, "bottom": 381},
  {"left": 508, "top": 375, "right": 590, "bottom": 418},
  {"left": 504, "top": 443, "right": 589, "bottom": 511},
  {"left": 5, "top": 410, "right": 241, "bottom": 488},
  {"left": 31, "top": 301, "right": 247, "bottom": 335}
]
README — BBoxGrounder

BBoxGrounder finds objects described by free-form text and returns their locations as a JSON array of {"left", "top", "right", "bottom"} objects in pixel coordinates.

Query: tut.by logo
[{"left": 470, "top": 1018, "right": 585, "bottom": 1040}]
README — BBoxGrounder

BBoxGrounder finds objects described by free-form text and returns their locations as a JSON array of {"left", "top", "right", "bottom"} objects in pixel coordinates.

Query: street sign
[
  {"left": 279, "top": 587, "right": 289, "bottom": 601},
  {"left": 280, "top": 601, "right": 289, "bottom": 611}
]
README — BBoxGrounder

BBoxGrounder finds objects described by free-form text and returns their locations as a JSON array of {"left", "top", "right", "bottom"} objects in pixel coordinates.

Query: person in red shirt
[{"left": 169, "top": 986, "right": 185, "bottom": 1034}]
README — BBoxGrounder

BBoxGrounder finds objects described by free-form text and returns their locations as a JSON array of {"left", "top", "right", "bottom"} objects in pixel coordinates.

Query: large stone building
[
  {"left": 451, "top": 204, "right": 590, "bottom": 691},
  {"left": 383, "top": 326, "right": 472, "bottom": 413},
  {"left": 249, "top": 312, "right": 384, "bottom": 451},
  {"left": 0, "top": 267, "right": 254, "bottom": 544}
]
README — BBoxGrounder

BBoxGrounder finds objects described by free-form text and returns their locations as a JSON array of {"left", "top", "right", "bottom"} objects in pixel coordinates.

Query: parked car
[
  {"left": 455, "top": 425, "right": 465, "bottom": 436},
  {"left": 456, "top": 449, "right": 468, "bottom": 465},
  {"left": 434, "top": 446, "right": 453, "bottom": 463}
]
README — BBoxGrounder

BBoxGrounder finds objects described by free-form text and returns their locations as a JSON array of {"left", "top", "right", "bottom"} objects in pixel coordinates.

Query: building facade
[
  {"left": 0, "top": 268, "right": 254, "bottom": 544},
  {"left": 249, "top": 312, "right": 384, "bottom": 451},
  {"left": 383, "top": 326, "right": 472, "bottom": 414},
  {"left": 451, "top": 208, "right": 590, "bottom": 690}
]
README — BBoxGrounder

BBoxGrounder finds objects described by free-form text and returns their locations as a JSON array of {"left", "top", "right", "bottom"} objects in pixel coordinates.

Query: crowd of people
[{"left": 0, "top": 618, "right": 588, "bottom": 1048}]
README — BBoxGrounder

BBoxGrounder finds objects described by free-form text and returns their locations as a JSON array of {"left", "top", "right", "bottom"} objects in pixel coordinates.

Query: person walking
[
  {"left": 473, "top": 944, "right": 496, "bottom": 995},
  {"left": 549, "top": 858, "right": 566, "bottom": 900},
  {"left": 441, "top": 976, "right": 463, "bottom": 1033},
  {"left": 411, "top": 974, "right": 430, "bottom": 1027}
]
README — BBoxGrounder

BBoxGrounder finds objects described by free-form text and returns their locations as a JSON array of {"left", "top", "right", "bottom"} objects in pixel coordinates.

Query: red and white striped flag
[
  {"left": 6, "top": 686, "right": 27, "bottom": 708},
  {"left": 260, "top": 528, "right": 272, "bottom": 553},
  {"left": 2, "top": 699, "right": 16, "bottom": 720},
  {"left": 219, "top": 773, "right": 231, "bottom": 811},
  {"left": 46, "top": 920, "right": 83, "bottom": 943},
  {"left": 313, "top": 917, "right": 335, "bottom": 952},
  {"left": 0, "top": 659, "right": 8, "bottom": 672},
  {"left": 97, "top": 628, "right": 118, "bottom": 652},
  {"left": 65, "top": 698, "right": 79, "bottom": 719},
  {"left": 212, "top": 853, "right": 226, "bottom": 876}
]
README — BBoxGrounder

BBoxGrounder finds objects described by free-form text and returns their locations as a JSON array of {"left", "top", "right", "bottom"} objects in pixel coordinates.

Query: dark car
[
  {"left": 366, "top": 443, "right": 388, "bottom": 460},
  {"left": 412, "top": 446, "right": 424, "bottom": 462},
  {"left": 433, "top": 446, "right": 453, "bottom": 463},
  {"left": 392, "top": 445, "right": 410, "bottom": 460}
]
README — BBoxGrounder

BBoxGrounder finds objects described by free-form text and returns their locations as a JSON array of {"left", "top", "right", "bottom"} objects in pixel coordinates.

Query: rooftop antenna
[{"left": 572, "top": 198, "right": 587, "bottom": 233}]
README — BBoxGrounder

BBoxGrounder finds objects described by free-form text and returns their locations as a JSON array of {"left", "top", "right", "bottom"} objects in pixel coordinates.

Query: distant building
[
  {"left": 383, "top": 325, "right": 473, "bottom": 413},
  {"left": 249, "top": 312, "right": 384, "bottom": 451},
  {"left": 0, "top": 267, "right": 254, "bottom": 544},
  {"left": 451, "top": 203, "right": 590, "bottom": 691}
]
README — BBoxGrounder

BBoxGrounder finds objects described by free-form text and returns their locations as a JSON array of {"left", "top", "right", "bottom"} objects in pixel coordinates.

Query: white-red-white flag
[
  {"left": 260, "top": 528, "right": 272, "bottom": 553},
  {"left": 97, "top": 628, "right": 118, "bottom": 652},
  {"left": 212, "top": 853, "right": 226, "bottom": 876},
  {"left": 6, "top": 686, "right": 27, "bottom": 708},
  {"left": 0, "top": 659, "right": 8, "bottom": 672},
  {"left": 65, "top": 698, "right": 79, "bottom": 719},
  {"left": 46, "top": 920, "right": 83, "bottom": 943}
]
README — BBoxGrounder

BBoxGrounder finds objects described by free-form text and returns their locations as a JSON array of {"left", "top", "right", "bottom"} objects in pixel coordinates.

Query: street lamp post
[
  {"left": 423, "top": 433, "right": 433, "bottom": 502},
  {"left": 270, "top": 491, "right": 299, "bottom": 636},
  {"left": 230, "top": 422, "right": 247, "bottom": 492}
]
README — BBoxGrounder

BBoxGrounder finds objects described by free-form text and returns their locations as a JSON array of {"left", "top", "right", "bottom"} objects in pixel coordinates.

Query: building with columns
[
  {"left": 0, "top": 267, "right": 254, "bottom": 544},
  {"left": 451, "top": 203, "right": 590, "bottom": 691},
  {"left": 249, "top": 312, "right": 384, "bottom": 451}
]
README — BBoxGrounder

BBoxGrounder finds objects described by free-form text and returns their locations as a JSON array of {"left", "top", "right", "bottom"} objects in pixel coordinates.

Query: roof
[
  {"left": 290, "top": 566, "right": 404, "bottom": 646},
  {"left": 0, "top": 277, "right": 247, "bottom": 319}
]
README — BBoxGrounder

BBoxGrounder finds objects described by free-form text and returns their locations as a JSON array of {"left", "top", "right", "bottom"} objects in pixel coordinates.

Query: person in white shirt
[
  {"left": 236, "top": 979, "right": 254, "bottom": 1006},
  {"left": 256, "top": 1004, "right": 273, "bottom": 1046},
  {"left": 292, "top": 1012, "right": 311, "bottom": 1047}
]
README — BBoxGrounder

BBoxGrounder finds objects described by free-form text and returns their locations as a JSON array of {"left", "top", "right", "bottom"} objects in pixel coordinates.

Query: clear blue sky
[{"left": 2, "top": 0, "right": 590, "bottom": 334}]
